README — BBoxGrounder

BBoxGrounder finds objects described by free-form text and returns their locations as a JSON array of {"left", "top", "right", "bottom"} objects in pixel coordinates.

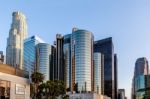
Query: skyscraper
[
  {"left": 71, "top": 28, "right": 94, "bottom": 92},
  {"left": 93, "top": 52, "right": 104, "bottom": 94},
  {"left": 132, "top": 57, "right": 149, "bottom": 99},
  {"left": 114, "top": 54, "right": 118, "bottom": 99},
  {"left": 36, "top": 43, "right": 51, "bottom": 81},
  {"left": 134, "top": 57, "right": 149, "bottom": 77},
  {"left": 6, "top": 12, "right": 28, "bottom": 69},
  {"left": 94, "top": 37, "right": 115, "bottom": 99},
  {"left": 63, "top": 34, "right": 72, "bottom": 89},
  {"left": 50, "top": 45, "right": 56, "bottom": 80},
  {"left": 56, "top": 34, "right": 64, "bottom": 81},
  {"left": 24, "top": 35, "right": 44, "bottom": 75},
  {"left": 0, "top": 51, "right": 4, "bottom": 64}
]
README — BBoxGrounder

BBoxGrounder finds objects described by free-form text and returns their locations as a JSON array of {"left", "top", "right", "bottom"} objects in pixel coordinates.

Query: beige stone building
[
  {"left": 0, "top": 64, "right": 30, "bottom": 99},
  {"left": 6, "top": 11, "right": 28, "bottom": 69}
]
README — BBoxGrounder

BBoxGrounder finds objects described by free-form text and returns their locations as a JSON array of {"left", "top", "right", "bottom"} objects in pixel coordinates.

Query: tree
[
  {"left": 31, "top": 72, "right": 44, "bottom": 99},
  {"left": 46, "top": 80, "right": 66, "bottom": 99}
]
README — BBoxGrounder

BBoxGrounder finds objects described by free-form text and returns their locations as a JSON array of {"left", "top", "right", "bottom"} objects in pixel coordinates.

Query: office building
[
  {"left": 56, "top": 34, "right": 64, "bottom": 81},
  {"left": 132, "top": 57, "right": 149, "bottom": 99},
  {"left": 134, "top": 57, "right": 149, "bottom": 77},
  {"left": 0, "top": 51, "right": 4, "bottom": 64},
  {"left": 134, "top": 75, "right": 150, "bottom": 99},
  {"left": 118, "top": 89, "right": 125, "bottom": 99},
  {"left": 68, "top": 93, "right": 111, "bottom": 99},
  {"left": 0, "top": 64, "right": 30, "bottom": 99},
  {"left": 36, "top": 43, "right": 51, "bottom": 81},
  {"left": 93, "top": 52, "right": 104, "bottom": 94},
  {"left": 50, "top": 45, "right": 56, "bottom": 80},
  {"left": 24, "top": 35, "right": 44, "bottom": 76},
  {"left": 71, "top": 28, "right": 94, "bottom": 92},
  {"left": 94, "top": 37, "right": 115, "bottom": 99},
  {"left": 63, "top": 34, "right": 71, "bottom": 89},
  {"left": 6, "top": 12, "right": 28, "bottom": 69},
  {"left": 114, "top": 54, "right": 118, "bottom": 99}
]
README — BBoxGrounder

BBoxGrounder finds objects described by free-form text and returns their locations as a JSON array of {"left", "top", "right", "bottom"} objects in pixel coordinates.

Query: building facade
[
  {"left": 134, "top": 57, "right": 149, "bottom": 78},
  {"left": 93, "top": 52, "right": 104, "bottom": 94},
  {"left": 36, "top": 43, "right": 51, "bottom": 81},
  {"left": 63, "top": 34, "right": 72, "bottom": 89},
  {"left": 114, "top": 54, "right": 118, "bottom": 99},
  {"left": 94, "top": 37, "right": 115, "bottom": 99},
  {"left": 50, "top": 45, "right": 56, "bottom": 80},
  {"left": 0, "top": 51, "right": 4, "bottom": 64},
  {"left": 56, "top": 34, "right": 64, "bottom": 81},
  {"left": 71, "top": 29, "right": 94, "bottom": 92},
  {"left": 0, "top": 64, "right": 30, "bottom": 99},
  {"left": 118, "top": 89, "right": 125, "bottom": 99},
  {"left": 134, "top": 75, "right": 150, "bottom": 99},
  {"left": 132, "top": 57, "right": 149, "bottom": 99},
  {"left": 24, "top": 35, "right": 44, "bottom": 76},
  {"left": 6, "top": 12, "right": 28, "bottom": 69}
]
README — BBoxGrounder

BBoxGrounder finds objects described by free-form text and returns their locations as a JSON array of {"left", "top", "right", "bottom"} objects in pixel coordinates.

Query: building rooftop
[{"left": 0, "top": 64, "right": 29, "bottom": 79}]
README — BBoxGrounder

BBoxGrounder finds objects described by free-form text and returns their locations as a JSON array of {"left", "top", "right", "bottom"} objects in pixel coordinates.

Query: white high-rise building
[{"left": 6, "top": 12, "right": 28, "bottom": 69}]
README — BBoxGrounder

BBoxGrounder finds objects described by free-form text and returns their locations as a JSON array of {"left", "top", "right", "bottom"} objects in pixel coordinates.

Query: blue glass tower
[{"left": 24, "top": 35, "right": 44, "bottom": 76}]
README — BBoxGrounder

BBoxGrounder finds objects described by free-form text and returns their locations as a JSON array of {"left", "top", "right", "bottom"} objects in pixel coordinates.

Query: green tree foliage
[
  {"left": 30, "top": 72, "right": 44, "bottom": 99},
  {"left": 30, "top": 72, "right": 68, "bottom": 99}
]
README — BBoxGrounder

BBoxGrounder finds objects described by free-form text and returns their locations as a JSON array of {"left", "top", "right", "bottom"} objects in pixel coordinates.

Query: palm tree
[{"left": 31, "top": 72, "right": 44, "bottom": 99}]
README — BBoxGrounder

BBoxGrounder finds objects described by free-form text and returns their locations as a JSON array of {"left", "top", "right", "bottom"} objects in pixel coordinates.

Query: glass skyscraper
[
  {"left": 134, "top": 75, "right": 150, "bottom": 99},
  {"left": 71, "top": 28, "right": 94, "bottom": 92},
  {"left": 93, "top": 52, "right": 104, "bottom": 94},
  {"left": 24, "top": 35, "right": 44, "bottom": 76},
  {"left": 132, "top": 57, "right": 149, "bottom": 99},
  {"left": 63, "top": 34, "right": 71, "bottom": 89},
  {"left": 36, "top": 43, "right": 51, "bottom": 81},
  {"left": 94, "top": 37, "right": 115, "bottom": 99},
  {"left": 134, "top": 57, "right": 149, "bottom": 78}
]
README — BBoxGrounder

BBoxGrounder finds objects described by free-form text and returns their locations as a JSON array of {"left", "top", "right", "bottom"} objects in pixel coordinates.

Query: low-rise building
[
  {"left": 68, "top": 93, "right": 111, "bottom": 99},
  {"left": 0, "top": 64, "right": 30, "bottom": 99}
]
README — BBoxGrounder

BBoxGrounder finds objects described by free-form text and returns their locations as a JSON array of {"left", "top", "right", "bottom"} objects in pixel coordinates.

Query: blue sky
[{"left": 1, "top": 0, "right": 150, "bottom": 98}]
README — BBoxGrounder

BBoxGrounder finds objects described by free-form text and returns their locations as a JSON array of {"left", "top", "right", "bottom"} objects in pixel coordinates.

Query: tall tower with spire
[{"left": 6, "top": 12, "right": 28, "bottom": 69}]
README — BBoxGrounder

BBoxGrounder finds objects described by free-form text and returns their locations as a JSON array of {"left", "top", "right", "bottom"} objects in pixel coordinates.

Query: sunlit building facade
[
  {"left": 71, "top": 28, "right": 94, "bottom": 92},
  {"left": 93, "top": 52, "right": 104, "bottom": 94},
  {"left": 36, "top": 43, "right": 51, "bottom": 81},
  {"left": 6, "top": 12, "right": 28, "bottom": 69},
  {"left": 132, "top": 57, "right": 149, "bottom": 99},
  {"left": 24, "top": 35, "right": 44, "bottom": 76},
  {"left": 134, "top": 57, "right": 149, "bottom": 78}
]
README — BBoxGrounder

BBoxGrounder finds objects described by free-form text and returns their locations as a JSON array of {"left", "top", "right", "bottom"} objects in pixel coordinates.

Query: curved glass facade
[
  {"left": 71, "top": 29, "right": 93, "bottom": 92},
  {"left": 94, "top": 52, "right": 102, "bottom": 94},
  {"left": 134, "top": 57, "right": 149, "bottom": 77},
  {"left": 36, "top": 43, "right": 51, "bottom": 81},
  {"left": 63, "top": 34, "right": 71, "bottom": 89}
]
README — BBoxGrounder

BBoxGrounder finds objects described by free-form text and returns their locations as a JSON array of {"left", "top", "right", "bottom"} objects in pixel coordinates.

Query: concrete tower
[{"left": 6, "top": 12, "right": 28, "bottom": 69}]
